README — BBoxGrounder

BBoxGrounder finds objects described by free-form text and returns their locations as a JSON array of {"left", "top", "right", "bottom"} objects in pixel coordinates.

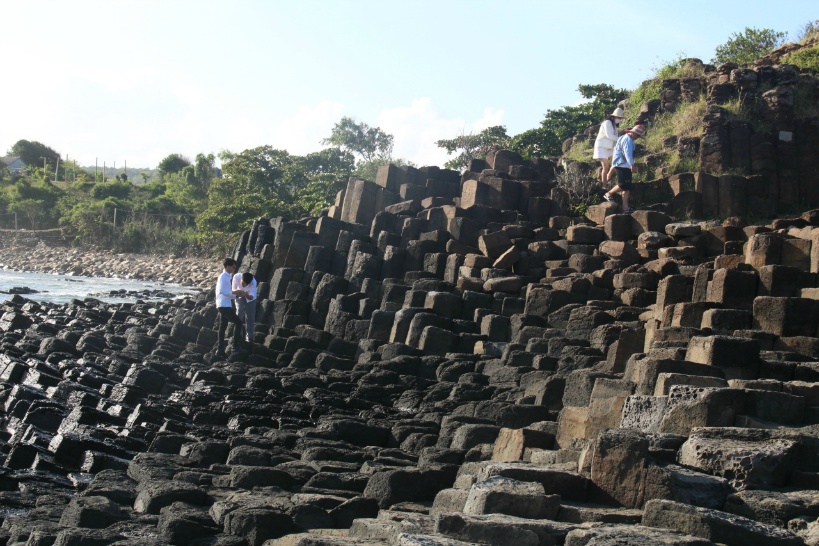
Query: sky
[{"left": 0, "top": 0, "right": 815, "bottom": 171}]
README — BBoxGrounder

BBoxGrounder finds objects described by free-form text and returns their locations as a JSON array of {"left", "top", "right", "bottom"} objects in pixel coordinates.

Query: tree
[
  {"left": 157, "top": 153, "right": 191, "bottom": 176},
  {"left": 10, "top": 198, "right": 46, "bottom": 230},
  {"left": 8, "top": 175, "right": 64, "bottom": 229},
  {"left": 92, "top": 179, "right": 133, "bottom": 200},
  {"left": 165, "top": 153, "right": 216, "bottom": 212},
  {"left": 8, "top": 140, "right": 61, "bottom": 172},
  {"left": 509, "top": 83, "right": 628, "bottom": 158},
  {"left": 322, "top": 117, "right": 394, "bottom": 163},
  {"left": 435, "top": 126, "right": 510, "bottom": 171},
  {"left": 712, "top": 27, "right": 787, "bottom": 65},
  {"left": 293, "top": 148, "right": 355, "bottom": 214}
]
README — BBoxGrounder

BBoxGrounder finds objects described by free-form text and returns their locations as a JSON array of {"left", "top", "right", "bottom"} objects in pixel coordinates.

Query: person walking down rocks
[
  {"left": 214, "top": 257, "right": 243, "bottom": 357},
  {"left": 232, "top": 271, "right": 257, "bottom": 343},
  {"left": 603, "top": 124, "right": 645, "bottom": 214},
  {"left": 592, "top": 107, "right": 625, "bottom": 184}
]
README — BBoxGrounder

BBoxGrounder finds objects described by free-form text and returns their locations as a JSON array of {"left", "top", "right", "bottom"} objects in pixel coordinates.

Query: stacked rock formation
[
  {"left": 1, "top": 154, "right": 819, "bottom": 545},
  {"left": 567, "top": 60, "right": 819, "bottom": 219}
]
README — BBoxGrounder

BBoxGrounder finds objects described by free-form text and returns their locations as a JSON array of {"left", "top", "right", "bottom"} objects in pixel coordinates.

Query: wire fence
[
  {"left": 99, "top": 207, "right": 198, "bottom": 229},
  {"left": 0, "top": 208, "right": 198, "bottom": 231},
  {"left": 0, "top": 212, "right": 19, "bottom": 230}
]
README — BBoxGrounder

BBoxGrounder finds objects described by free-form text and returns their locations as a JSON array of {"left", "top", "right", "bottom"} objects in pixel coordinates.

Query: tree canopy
[
  {"left": 508, "top": 83, "right": 628, "bottom": 158},
  {"left": 157, "top": 153, "right": 191, "bottom": 175},
  {"left": 712, "top": 27, "right": 787, "bottom": 65},
  {"left": 8, "top": 139, "right": 61, "bottom": 172},
  {"left": 322, "top": 117, "right": 394, "bottom": 163},
  {"left": 435, "top": 126, "right": 510, "bottom": 171}
]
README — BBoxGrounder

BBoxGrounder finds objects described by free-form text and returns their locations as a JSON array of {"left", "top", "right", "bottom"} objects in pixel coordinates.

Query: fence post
[
  {"left": 113, "top": 208, "right": 117, "bottom": 229},
  {"left": 15, "top": 213, "right": 18, "bottom": 231}
]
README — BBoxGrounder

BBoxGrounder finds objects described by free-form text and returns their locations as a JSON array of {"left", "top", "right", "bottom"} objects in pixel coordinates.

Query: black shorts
[{"left": 615, "top": 167, "right": 633, "bottom": 191}]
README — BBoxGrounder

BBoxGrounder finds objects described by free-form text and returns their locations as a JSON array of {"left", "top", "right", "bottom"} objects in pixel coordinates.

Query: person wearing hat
[
  {"left": 603, "top": 124, "right": 646, "bottom": 214},
  {"left": 592, "top": 107, "right": 626, "bottom": 184}
]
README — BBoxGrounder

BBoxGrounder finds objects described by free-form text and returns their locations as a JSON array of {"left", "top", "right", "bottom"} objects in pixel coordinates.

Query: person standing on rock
[
  {"left": 215, "top": 257, "right": 243, "bottom": 356},
  {"left": 592, "top": 107, "right": 625, "bottom": 184},
  {"left": 603, "top": 124, "right": 645, "bottom": 214},
  {"left": 232, "top": 271, "right": 257, "bottom": 343}
]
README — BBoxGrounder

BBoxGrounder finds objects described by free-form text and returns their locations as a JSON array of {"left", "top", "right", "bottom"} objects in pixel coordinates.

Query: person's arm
[
  {"left": 625, "top": 138, "right": 636, "bottom": 169},
  {"left": 245, "top": 281, "right": 257, "bottom": 302},
  {"left": 602, "top": 120, "right": 618, "bottom": 143}
]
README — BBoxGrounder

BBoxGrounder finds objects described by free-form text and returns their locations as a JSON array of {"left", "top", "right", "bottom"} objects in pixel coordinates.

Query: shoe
[
  {"left": 603, "top": 194, "right": 614, "bottom": 203},
  {"left": 623, "top": 208, "right": 635, "bottom": 214}
]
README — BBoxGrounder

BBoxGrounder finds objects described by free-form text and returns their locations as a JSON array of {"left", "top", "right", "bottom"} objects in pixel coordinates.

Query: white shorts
[{"left": 593, "top": 147, "right": 613, "bottom": 160}]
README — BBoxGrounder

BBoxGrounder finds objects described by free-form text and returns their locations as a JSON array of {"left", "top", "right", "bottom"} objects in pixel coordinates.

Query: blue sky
[{"left": 0, "top": 0, "right": 815, "bottom": 170}]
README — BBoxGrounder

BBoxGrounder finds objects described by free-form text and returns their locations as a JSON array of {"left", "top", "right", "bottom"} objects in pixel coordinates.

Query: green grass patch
[
  {"left": 783, "top": 45, "right": 819, "bottom": 71},
  {"left": 624, "top": 58, "right": 707, "bottom": 125},
  {"left": 563, "top": 138, "right": 594, "bottom": 163},
  {"left": 721, "top": 96, "right": 769, "bottom": 132}
]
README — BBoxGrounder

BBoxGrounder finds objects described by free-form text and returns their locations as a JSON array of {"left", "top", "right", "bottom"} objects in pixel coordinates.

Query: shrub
[
  {"left": 712, "top": 27, "right": 787, "bottom": 65},
  {"left": 782, "top": 45, "right": 819, "bottom": 72},
  {"left": 623, "top": 58, "right": 706, "bottom": 126},
  {"left": 554, "top": 168, "right": 600, "bottom": 216}
]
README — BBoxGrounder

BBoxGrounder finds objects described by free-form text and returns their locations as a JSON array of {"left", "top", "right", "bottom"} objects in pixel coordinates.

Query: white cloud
[
  {"left": 266, "top": 100, "right": 346, "bottom": 155},
  {"left": 377, "top": 98, "right": 505, "bottom": 167}
]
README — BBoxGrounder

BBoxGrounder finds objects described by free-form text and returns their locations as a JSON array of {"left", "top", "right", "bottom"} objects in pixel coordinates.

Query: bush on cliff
[{"left": 712, "top": 26, "right": 787, "bottom": 65}]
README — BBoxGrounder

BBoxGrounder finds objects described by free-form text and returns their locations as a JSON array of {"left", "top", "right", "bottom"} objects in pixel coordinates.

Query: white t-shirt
[
  {"left": 215, "top": 270, "right": 234, "bottom": 308},
  {"left": 232, "top": 273, "right": 257, "bottom": 302}
]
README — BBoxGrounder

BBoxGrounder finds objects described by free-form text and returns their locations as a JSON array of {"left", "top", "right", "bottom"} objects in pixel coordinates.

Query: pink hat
[{"left": 627, "top": 124, "right": 646, "bottom": 136}]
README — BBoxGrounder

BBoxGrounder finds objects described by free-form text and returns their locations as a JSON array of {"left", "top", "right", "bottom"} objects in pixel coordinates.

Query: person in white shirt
[
  {"left": 214, "top": 257, "right": 243, "bottom": 356},
  {"left": 592, "top": 107, "right": 625, "bottom": 184},
  {"left": 232, "top": 271, "right": 257, "bottom": 343}
]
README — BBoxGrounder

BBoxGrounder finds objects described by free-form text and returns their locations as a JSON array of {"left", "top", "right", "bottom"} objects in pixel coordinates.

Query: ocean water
[{"left": 0, "top": 269, "right": 200, "bottom": 304}]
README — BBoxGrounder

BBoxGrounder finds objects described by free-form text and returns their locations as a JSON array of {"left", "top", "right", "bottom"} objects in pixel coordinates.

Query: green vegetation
[
  {"left": 554, "top": 168, "right": 600, "bottom": 217},
  {"left": 712, "top": 27, "right": 787, "bottom": 65},
  {"left": 794, "top": 81, "right": 819, "bottom": 119},
  {"left": 1, "top": 116, "right": 416, "bottom": 254},
  {"left": 782, "top": 44, "right": 819, "bottom": 71},
  {"left": 623, "top": 58, "right": 706, "bottom": 125},
  {"left": 322, "top": 117, "right": 394, "bottom": 163},
  {"left": 8, "top": 140, "right": 61, "bottom": 174},
  {"left": 435, "top": 126, "right": 510, "bottom": 170},
  {"left": 505, "top": 84, "right": 628, "bottom": 158},
  {"left": 799, "top": 20, "right": 819, "bottom": 43}
]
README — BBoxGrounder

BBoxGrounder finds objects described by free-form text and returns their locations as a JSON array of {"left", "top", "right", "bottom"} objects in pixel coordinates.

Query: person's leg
[
  {"left": 235, "top": 298, "right": 247, "bottom": 342},
  {"left": 217, "top": 307, "right": 230, "bottom": 354},
  {"left": 228, "top": 305, "right": 243, "bottom": 344},
  {"left": 622, "top": 190, "right": 631, "bottom": 211},
  {"left": 605, "top": 167, "right": 629, "bottom": 201},
  {"left": 600, "top": 159, "right": 611, "bottom": 183},
  {"left": 244, "top": 300, "right": 256, "bottom": 342}
]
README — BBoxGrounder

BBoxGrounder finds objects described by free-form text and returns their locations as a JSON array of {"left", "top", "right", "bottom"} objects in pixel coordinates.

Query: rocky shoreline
[
  {"left": 1, "top": 157, "right": 819, "bottom": 545},
  {"left": 0, "top": 242, "right": 222, "bottom": 288}
]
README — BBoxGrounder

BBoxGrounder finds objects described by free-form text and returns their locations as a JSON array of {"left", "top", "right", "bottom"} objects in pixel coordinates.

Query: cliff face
[{"left": 565, "top": 40, "right": 819, "bottom": 219}]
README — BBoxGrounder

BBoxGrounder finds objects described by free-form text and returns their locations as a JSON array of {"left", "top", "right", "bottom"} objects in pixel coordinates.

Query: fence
[
  {"left": 98, "top": 207, "right": 198, "bottom": 229},
  {"left": 0, "top": 212, "right": 19, "bottom": 230},
  {"left": 0, "top": 208, "right": 197, "bottom": 231}
]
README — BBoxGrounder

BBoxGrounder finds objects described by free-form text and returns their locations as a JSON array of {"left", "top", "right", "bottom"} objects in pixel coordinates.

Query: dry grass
[{"left": 643, "top": 97, "right": 706, "bottom": 154}]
